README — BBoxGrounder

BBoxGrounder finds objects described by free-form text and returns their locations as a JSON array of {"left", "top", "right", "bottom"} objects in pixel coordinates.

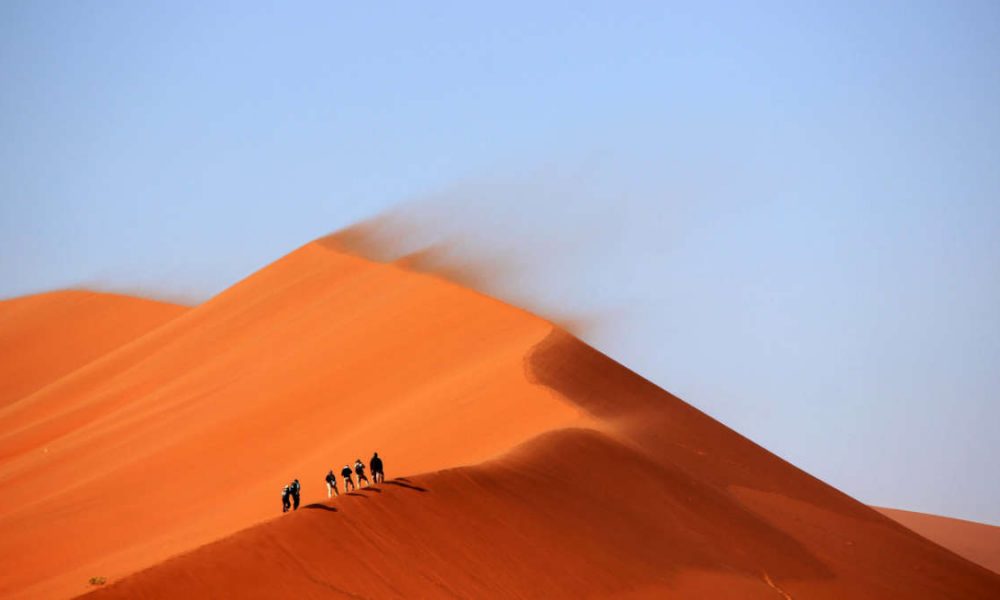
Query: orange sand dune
[
  {"left": 0, "top": 241, "right": 591, "bottom": 599},
  {"left": 0, "top": 291, "right": 186, "bottom": 407},
  {"left": 87, "top": 429, "right": 1000, "bottom": 599},
  {"left": 84, "top": 328, "right": 1000, "bottom": 599},
  {"left": 2, "top": 238, "right": 998, "bottom": 599},
  {"left": 877, "top": 507, "right": 1000, "bottom": 575}
]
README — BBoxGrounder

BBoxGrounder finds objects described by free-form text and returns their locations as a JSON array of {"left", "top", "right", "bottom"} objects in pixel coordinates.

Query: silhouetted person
[
  {"left": 290, "top": 479, "right": 301, "bottom": 510},
  {"left": 341, "top": 464, "right": 355, "bottom": 492},
  {"left": 370, "top": 452, "right": 384, "bottom": 484},
  {"left": 354, "top": 459, "right": 369, "bottom": 488},
  {"left": 281, "top": 484, "right": 291, "bottom": 513},
  {"left": 325, "top": 469, "right": 339, "bottom": 498}
]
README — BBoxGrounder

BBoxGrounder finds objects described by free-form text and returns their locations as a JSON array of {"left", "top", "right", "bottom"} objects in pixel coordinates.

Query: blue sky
[{"left": 2, "top": 1, "right": 999, "bottom": 523}]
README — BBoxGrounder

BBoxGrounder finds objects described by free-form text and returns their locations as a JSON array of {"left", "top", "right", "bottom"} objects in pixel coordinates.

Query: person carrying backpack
[
  {"left": 281, "top": 484, "right": 291, "bottom": 513},
  {"left": 354, "top": 459, "right": 370, "bottom": 488},
  {"left": 370, "top": 452, "right": 385, "bottom": 484},
  {"left": 325, "top": 469, "right": 339, "bottom": 498},
  {"left": 341, "top": 464, "right": 355, "bottom": 492},
  {"left": 290, "top": 479, "right": 301, "bottom": 510}
]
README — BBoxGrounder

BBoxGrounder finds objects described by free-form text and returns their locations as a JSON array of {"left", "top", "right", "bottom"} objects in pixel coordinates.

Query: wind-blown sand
[
  {"left": 876, "top": 507, "right": 1000, "bottom": 575},
  {"left": 1, "top": 238, "right": 998, "bottom": 599}
]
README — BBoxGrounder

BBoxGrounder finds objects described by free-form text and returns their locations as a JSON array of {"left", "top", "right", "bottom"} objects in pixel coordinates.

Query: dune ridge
[
  {"left": 1, "top": 238, "right": 997, "bottom": 598},
  {"left": 0, "top": 291, "right": 186, "bottom": 408},
  {"left": 87, "top": 325, "right": 1000, "bottom": 599},
  {"left": 876, "top": 507, "right": 1000, "bottom": 575},
  {"left": 0, "top": 241, "right": 592, "bottom": 599}
]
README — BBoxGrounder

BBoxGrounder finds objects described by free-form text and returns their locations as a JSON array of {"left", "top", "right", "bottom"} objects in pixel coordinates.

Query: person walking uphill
[
  {"left": 325, "top": 469, "right": 339, "bottom": 498},
  {"left": 370, "top": 452, "right": 385, "bottom": 484},
  {"left": 290, "top": 479, "right": 301, "bottom": 510},
  {"left": 341, "top": 464, "right": 355, "bottom": 492},
  {"left": 281, "top": 484, "right": 292, "bottom": 513},
  {"left": 354, "top": 459, "right": 370, "bottom": 488}
]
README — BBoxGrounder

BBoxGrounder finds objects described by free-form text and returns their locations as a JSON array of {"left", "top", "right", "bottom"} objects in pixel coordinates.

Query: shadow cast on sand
[
  {"left": 346, "top": 492, "right": 368, "bottom": 498},
  {"left": 384, "top": 479, "right": 428, "bottom": 493},
  {"left": 358, "top": 487, "right": 382, "bottom": 493},
  {"left": 304, "top": 504, "right": 338, "bottom": 512}
]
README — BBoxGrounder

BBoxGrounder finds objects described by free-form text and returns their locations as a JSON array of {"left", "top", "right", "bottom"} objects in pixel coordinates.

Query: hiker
[
  {"left": 281, "top": 484, "right": 291, "bottom": 513},
  {"left": 290, "top": 479, "right": 301, "bottom": 510},
  {"left": 354, "top": 458, "right": 370, "bottom": 488},
  {"left": 341, "top": 464, "right": 355, "bottom": 492},
  {"left": 325, "top": 469, "right": 339, "bottom": 498},
  {"left": 370, "top": 452, "right": 385, "bottom": 484}
]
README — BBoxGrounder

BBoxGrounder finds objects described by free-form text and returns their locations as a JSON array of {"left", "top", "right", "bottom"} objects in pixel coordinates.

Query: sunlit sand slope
[
  {"left": 4, "top": 239, "right": 998, "bottom": 599},
  {"left": 0, "top": 242, "right": 589, "bottom": 599},
  {"left": 84, "top": 319, "right": 1000, "bottom": 598},
  {"left": 0, "top": 291, "right": 186, "bottom": 407},
  {"left": 877, "top": 507, "right": 1000, "bottom": 575}
]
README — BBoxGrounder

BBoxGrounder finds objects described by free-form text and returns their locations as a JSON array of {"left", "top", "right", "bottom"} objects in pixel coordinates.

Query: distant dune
[
  {"left": 0, "top": 291, "right": 186, "bottom": 408},
  {"left": 876, "top": 507, "right": 1000, "bottom": 575},
  {"left": 1, "top": 238, "right": 998, "bottom": 599}
]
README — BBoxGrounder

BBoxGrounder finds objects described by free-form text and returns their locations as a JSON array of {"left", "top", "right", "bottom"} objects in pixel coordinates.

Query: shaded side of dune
[
  {"left": 6, "top": 240, "right": 999, "bottom": 599},
  {"left": 85, "top": 426, "right": 1000, "bottom": 599},
  {"left": 82, "top": 330, "right": 1000, "bottom": 599}
]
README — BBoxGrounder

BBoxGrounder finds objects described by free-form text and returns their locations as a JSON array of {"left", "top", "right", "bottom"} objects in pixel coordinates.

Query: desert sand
[
  {"left": 876, "top": 507, "right": 1000, "bottom": 575},
  {"left": 0, "top": 291, "right": 185, "bottom": 408},
  {"left": 1, "top": 237, "right": 998, "bottom": 599}
]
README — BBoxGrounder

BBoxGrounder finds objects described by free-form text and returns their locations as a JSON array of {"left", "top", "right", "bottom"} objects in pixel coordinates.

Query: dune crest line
[{"left": 0, "top": 236, "right": 997, "bottom": 599}]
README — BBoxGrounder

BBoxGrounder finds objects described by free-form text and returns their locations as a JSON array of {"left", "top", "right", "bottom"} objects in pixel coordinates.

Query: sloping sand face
[
  {"left": 2, "top": 240, "right": 999, "bottom": 599},
  {"left": 876, "top": 507, "right": 1000, "bottom": 575},
  {"left": 0, "top": 291, "right": 186, "bottom": 407},
  {"left": 0, "top": 242, "right": 593, "bottom": 599},
  {"left": 83, "top": 331, "right": 1000, "bottom": 599}
]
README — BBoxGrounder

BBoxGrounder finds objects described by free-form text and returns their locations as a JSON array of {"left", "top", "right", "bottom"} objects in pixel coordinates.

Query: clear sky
[{"left": 2, "top": 2, "right": 999, "bottom": 523}]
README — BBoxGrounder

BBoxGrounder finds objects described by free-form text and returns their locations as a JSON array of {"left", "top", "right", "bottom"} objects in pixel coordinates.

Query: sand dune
[
  {"left": 1, "top": 238, "right": 998, "bottom": 598},
  {"left": 0, "top": 291, "right": 186, "bottom": 408},
  {"left": 876, "top": 507, "right": 1000, "bottom": 575},
  {"left": 84, "top": 327, "right": 1000, "bottom": 599},
  {"left": 85, "top": 428, "right": 1000, "bottom": 599},
  {"left": 0, "top": 241, "right": 591, "bottom": 599}
]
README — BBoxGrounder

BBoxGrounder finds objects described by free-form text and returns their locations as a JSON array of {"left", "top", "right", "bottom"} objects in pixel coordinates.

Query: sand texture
[{"left": 877, "top": 507, "right": 1000, "bottom": 575}]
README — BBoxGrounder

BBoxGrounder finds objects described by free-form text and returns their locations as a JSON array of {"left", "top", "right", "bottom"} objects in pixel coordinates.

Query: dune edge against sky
[
  {"left": 1, "top": 238, "right": 997, "bottom": 599},
  {"left": 876, "top": 507, "right": 1000, "bottom": 576},
  {"left": 0, "top": 291, "right": 187, "bottom": 408}
]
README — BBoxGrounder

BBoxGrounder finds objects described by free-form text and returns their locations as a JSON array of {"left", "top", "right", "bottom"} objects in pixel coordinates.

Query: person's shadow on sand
[
  {"left": 384, "top": 479, "right": 428, "bottom": 492},
  {"left": 305, "top": 480, "right": 429, "bottom": 512}
]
